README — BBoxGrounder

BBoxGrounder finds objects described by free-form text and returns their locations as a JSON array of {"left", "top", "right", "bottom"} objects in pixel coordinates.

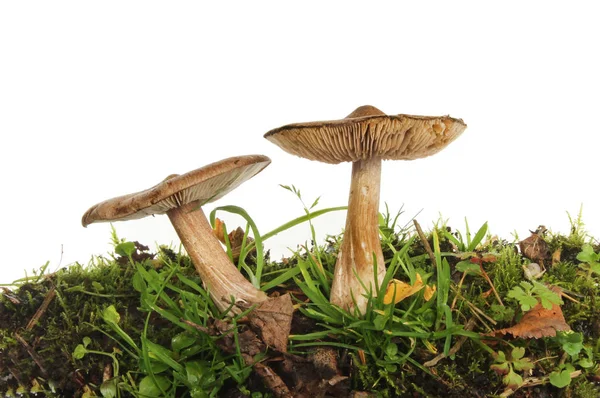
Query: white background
[{"left": 1, "top": 2, "right": 599, "bottom": 284}]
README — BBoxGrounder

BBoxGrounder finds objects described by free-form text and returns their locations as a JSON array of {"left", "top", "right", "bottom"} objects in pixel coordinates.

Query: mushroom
[
  {"left": 82, "top": 155, "right": 271, "bottom": 313},
  {"left": 264, "top": 105, "right": 466, "bottom": 313}
]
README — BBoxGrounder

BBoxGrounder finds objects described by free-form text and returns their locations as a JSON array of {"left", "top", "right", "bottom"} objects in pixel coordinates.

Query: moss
[{"left": 3, "top": 219, "right": 600, "bottom": 397}]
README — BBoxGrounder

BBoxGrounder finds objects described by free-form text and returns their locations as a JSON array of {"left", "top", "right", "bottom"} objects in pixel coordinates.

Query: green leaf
[
  {"left": 132, "top": 272, "right": 147, "bottom": 292},
  {"left": 138, "top": 375, "right": 171, "bottom": 397},
  {"left": 519, "top": 296, "right": 538, "bottom": 311},
  {"left": 385, "top": 343, "right": 398, "bottom": 359},
  {"left": 171, "top": 333, "right": 197, "bottom": 353},
  {"left": 494, "top": 350, "right": 507, "bottom": 363},
  {"left": 100, "top": 379, "right": 117, "bottom": 398},
  {"left": 82, "top": 336, "right": 92, "bottom": 348},
  {"left": 191, "top": 389, "right": 210, "bottom": 398},
  {"left": 576, "top": 244, "right": 598, "bottom": 263},
  {"left": 455, "top": 261, "right": 482, "bottom": 275},
  {"left": 186, "top": 360, "right": 213, "bottom": 387},
  {"left": 115, "top": 241, "right": 136, "bottom": 258},
  {"left": 511, "top": 346, "right": 525, "bottom": 360},
  {"left": 310, "top": 196, "right": 321, "bottom": 210},
  {"left": 557, "top": 331, "right": 584, "bottom": 356},
  {"left": 549, "top": 369, "right": 572, "bottom": 388},
  {"left": 102, "top": 305, "right": 121, "bottom": 325},
  {"left": 373, "top": 314, "right": 388, "bottom": 331},
  {"left": 490, "top": 362, "right": 509, "bottom": 375},
  {"left": 503, "top": 369, "right": 523, "bottom": 389},
  {"left": 467, "top": 222, "right": 488, "bottom": 252},
  {"left": 578, "top": 358, "right": 594, "bottom": 368},
  {"left": 513, "top": 358, "right": 534, "bottom": 372},
  {"left": 73, "top": 344, "right": 87, "bottom": 360},
  {"left": 145, "top": 339, "right": 184, "bottom": 373}
]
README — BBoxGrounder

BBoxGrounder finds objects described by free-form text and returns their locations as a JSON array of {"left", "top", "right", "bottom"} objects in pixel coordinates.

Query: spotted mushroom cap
[
  {"left": 82, "top": 155, "right": 270, "bottom": 226},
  {"left": 264, "top": 105, "right": 466, "bottom": 164}
]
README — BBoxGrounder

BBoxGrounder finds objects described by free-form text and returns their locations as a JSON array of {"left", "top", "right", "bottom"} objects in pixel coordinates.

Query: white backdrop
[{"left": 1, "top": 2, "right": 599, "bottom": 284}]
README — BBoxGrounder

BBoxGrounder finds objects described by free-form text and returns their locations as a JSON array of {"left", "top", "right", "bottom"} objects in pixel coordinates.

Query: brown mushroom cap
[
  {"left": 264, "top": 105, "right": 466, "bottom": 164},
  {"left": 82, "top": 155, "right": 271, "bottom": 226}
]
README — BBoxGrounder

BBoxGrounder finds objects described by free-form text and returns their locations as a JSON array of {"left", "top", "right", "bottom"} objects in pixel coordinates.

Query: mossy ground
[{"left": 1, "top": 216, "right": 600, "bottom": 398}]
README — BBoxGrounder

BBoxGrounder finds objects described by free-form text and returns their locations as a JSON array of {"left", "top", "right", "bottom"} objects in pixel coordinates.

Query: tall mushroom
[
  {"left": 264, "top": 105, "right": 467, "bottom": 313},
  {"left": 82, "top": 155, "right": 270, "bottom": 313}
]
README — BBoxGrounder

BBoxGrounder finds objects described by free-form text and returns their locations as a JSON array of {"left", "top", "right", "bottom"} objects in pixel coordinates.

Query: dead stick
[
  {"left": 451, "top": 272, "right": 467, "bottom": 310},
  {"left": 480, "top": 267, "right": 504, "bottom": 307},
  {"left": 424, "top": 318, "right": 476, "bottom": 367},
  {"left": 413, "top": 220, "right": 437, "bottom": 269},
  {"left": 500, "top": 370, "right": 582, "bottom": 397},
  {"left": 26, "top": 287, "right": 56, "bottom": 330},
  {"left": 14, "top": 332, "right": 48, "bottom": 376}
]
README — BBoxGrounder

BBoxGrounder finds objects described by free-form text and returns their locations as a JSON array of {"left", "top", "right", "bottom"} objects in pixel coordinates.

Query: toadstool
[
  {"left": 264, "top": 105, "right": 466, "bottom": 313},
  {"left": 82, "top": 155, "right": 271, "bottom": 313}
]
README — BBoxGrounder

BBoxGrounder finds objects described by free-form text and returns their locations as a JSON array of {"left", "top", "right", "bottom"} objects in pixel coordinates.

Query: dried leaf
[
  {"left": 383, "top": 274, "right": 424, "bottom": 305},
  {"left": 519, "top": 230, "right": 550, "bottom": 263},
  {"left": 491, "top": 286, "right": 570, "bottom": 339},
  {"left": 212, "top": 218, "right": 255, "bottom": 261},
  {"left": 213, "top": 217, "right": 226, "bottom": 243},
  {"left": 481, "top": 254, "right": 497, "bottom": 263},
  {"left": 249, "top": 293, "right": 294, "bottom": 353}
]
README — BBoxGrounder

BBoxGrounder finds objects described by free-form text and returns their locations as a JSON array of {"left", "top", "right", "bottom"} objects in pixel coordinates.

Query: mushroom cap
[
  {"left": 82, "top": 155, "right": 270, "bottom": 227},
  {"left": 264, "top": 105, "right": 466, "bottom": 164}
]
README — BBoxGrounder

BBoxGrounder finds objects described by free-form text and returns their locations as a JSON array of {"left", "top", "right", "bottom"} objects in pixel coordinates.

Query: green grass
[{"left": 1, "top": 199, "right": 600, "bottom": 397}]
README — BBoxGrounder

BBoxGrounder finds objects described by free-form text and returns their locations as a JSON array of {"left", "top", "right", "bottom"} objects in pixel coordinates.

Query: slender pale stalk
[
  {"left": 330, "top": 157, "right": 386, "bottom": 313},
  {"left": 167, "top": 200, "right": 267, "bottom": 313}
]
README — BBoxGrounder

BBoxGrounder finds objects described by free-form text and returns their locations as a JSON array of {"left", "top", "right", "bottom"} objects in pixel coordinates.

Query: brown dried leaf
[
  {"left": 249, "top": 293, "right": 294, "bottom": 353},
  {"left": 480, "top": 254, "right": 498, "bottom": 263},
  {"left": 519, "top": 231, "right": 550, "bottom": 263},
  {"left": 492, "top": 287, "right": 570, "bottom": 339},
  {"left": 250, "top": 360, "right": 293, "bottom": 398},
  {"left": 213, "top": 218, "right": 255, "bottom": 261}
]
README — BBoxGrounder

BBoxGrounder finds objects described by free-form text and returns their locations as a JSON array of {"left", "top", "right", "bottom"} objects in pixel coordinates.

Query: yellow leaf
[
  {"left": 383, "top": 274, "right": 424, "bottom": 305},
  {"left": 213, "top": 218, "right": 226, "bottom": 244},
  {"left": 424, "top": 284, "right": 437, "bottom": 301},
  {"left": 423, "top": 339, "right": 438, "bottom": 354}
]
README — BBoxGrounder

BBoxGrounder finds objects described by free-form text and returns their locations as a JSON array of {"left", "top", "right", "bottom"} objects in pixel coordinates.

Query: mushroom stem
[
  {"left": 330, "top": 157, "right": 386, "bottom": 313},
  {"left": 167, "top": 200, "right": 267, "bottom": 313}
]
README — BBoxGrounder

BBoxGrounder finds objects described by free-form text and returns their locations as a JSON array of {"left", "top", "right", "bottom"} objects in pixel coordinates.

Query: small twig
[
  {"left": 180, "top": 318, "right": 212, "bottom": 334},
  {"left": 413, "top": 220, "right": 437, "bottom": 269},
  {"left": 14, "top": 332, "right": 48, "bottom": 377},
  {"left": 479, "top": 266, "right": 504, "bottom": 307},
  {"left": 424, "top": 318, "right": 476, "bottom": 367},
  {"left": 451, "top": 285, "right": 497, "bottom": 327},
  {"left": 560, "top": 291, "right": 580, "bottom": 304},
  {"left": 451, "top": 272, "right": 467, "bottom": 310},
  {"left": 26, "top": 287, "right": 56, "bottom": 330},
  {"left": 1, "top": 287, "right": 21, "bottom": 304},
  {"left": 500, "top": 370, "right": 582, "bottom": 397}
]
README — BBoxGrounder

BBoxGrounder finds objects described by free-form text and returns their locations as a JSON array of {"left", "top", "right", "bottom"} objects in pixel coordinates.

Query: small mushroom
[
  {"left": 82, "top": 155, "right": 270, "bottom": 313},
  {"left": 265, "top": 106, "right": 466, "bottom": 313}
]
